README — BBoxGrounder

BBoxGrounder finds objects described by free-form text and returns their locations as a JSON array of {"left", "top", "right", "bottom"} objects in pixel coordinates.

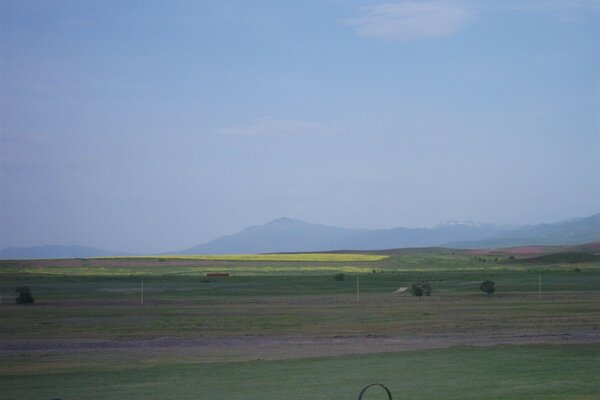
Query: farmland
[
  {"left": 1, "top": 248, "right": 600, "bottom": 399},
  {"left": 121, "top": 253, "right": 390, "bottom": 262}
]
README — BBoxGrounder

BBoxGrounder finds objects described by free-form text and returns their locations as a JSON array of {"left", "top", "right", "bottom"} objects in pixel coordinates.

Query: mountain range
[
  {"left": 2, "top": 213, "right": 599, "bottom": 259},
  {"left": 179, "top": 213, "right": 600, "bottom": 254}
]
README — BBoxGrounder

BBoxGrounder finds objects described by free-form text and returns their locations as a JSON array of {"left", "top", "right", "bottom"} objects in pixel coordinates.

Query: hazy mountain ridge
[
  {"left": 0, "top": 245, "right": 131, "bottom": 260},
  {"left": 179, "top": 218, "right": 363, "bottom": 254},
  {"left": 446, "top": 213, "right": 600, "bottom": 249},
  {"left": 3, "top": 214, "right": 598, "bottom": 258},
  {"left": 320, "top": 222, "right": 511, "bottom": 251},
  {"left": 177, "top": 213, "right": 600, "bottom": 254}
]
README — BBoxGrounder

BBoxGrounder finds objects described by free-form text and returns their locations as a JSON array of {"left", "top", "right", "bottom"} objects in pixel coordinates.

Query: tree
[
  {"left": 411, "top": 281, "right": 432, "bottom": 299},
  {"left": 480, "top": 280, "right": 495, "bottom": 296},
  {"left": 15, "top": 286, "right": 34, "bottom": 305}
]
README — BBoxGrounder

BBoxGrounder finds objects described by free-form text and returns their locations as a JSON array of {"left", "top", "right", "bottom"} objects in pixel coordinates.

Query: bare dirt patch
[{"left": 3, "top": 330, "right": 600, "bottom": 364}]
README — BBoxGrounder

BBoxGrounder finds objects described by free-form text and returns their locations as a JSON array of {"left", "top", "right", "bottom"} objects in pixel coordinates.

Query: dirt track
[{"left": 3, "top": 330, "right": 600, "bottom": 362}]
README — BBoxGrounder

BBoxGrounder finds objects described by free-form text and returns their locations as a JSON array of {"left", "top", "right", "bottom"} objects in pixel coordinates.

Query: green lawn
[{"left": 2, "top": 345, "right": 599, "bottom": 400}]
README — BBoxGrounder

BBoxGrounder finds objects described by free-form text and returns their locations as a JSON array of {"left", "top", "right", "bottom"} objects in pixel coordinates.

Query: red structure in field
[{"left": 206, "top": 273, "right": 229, "bottom": 277}]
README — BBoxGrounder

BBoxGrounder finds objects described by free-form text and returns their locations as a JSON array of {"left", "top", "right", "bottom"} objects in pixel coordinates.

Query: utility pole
[
  {"left": 356, "top": 276, "right": 360, "bottom": 302},
  {"left": 141, "top": 277, "right": 144, "bottom": 305}
]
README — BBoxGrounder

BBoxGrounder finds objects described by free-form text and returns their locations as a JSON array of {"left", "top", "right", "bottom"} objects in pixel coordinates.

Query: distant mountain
[
  {"left": 445, "top": 213, "right": 600, "bottom": 249},
  {"left": 178, "top": 218, "right": 361, "bottom": 254},
  {"left": 177, "top": 217, "right": 511, "bottom": 254},
  {"left": 0, "top": 245, "right": 129, "bottom": 260},
  {"left": 321, "top": 221, "right": 510, "bottom": 251},
  {"left": 5, "top": 213, "right": 598, "bottom": 258}
]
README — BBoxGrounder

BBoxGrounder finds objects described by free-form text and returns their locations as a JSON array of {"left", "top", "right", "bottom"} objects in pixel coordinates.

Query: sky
[{"left": 1, "top": 0, "right": 599, "bottom": 253}]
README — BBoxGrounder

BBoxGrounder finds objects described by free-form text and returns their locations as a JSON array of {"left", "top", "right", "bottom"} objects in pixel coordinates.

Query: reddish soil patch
[{"left": 505, "top": 246, "right": 549, "bottom": 254}]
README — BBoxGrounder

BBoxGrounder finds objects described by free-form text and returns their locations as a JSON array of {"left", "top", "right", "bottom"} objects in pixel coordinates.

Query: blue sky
[{"left": 1, "top": 0, "right": 599, "bottom": 253}]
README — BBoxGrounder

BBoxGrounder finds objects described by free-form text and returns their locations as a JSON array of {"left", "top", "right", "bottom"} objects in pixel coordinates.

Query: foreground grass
[{"left": 2, "top": 345, "right": 599, "bottom": 400}]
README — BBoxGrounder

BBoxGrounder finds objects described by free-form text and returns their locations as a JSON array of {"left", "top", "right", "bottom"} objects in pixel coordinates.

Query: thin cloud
[
  {"left": 345, "top": 1, "right": 474, "bottom": 41},
  {"left": 345, "top": 0, "right": 600, "bottom": 41},
  {"left": 218, "top": 117, "right": 341, "bottom": 137}
]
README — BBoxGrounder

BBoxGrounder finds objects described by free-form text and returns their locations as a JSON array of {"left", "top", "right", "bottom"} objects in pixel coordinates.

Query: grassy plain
[
  {"left": 2, "top": 345, "right": 600, "bottom": 400},
  {"left": 1, "top": 250, "right": 599, "bottom": 399}
]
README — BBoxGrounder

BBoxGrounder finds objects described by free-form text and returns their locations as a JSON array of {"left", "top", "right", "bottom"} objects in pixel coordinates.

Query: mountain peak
[{"left": 266, "top": 217, "right": 306, "bottom": 226}]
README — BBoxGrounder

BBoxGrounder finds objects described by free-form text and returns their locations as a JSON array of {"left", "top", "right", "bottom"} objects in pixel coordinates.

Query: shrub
[
  {"left": 480, "top": 280, "right": 495, "bottom": 295},
  {"left": 15, "top": 286, "right": 34, "bottom": 305},
  {"left": 333, "top": 273, "right": 345, "bottom": 281},
  {"left": 411, "top": 282, "right": 432, "bottom": 298}
]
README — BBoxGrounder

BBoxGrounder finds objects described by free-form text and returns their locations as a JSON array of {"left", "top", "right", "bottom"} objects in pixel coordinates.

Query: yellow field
[{"left": 112, "top": 253, "right": 389, "bottom": 262}]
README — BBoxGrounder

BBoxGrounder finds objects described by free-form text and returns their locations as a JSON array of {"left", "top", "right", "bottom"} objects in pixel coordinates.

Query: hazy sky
[{"left": 1, "top": 0, "right": 599, "bottom": 253}]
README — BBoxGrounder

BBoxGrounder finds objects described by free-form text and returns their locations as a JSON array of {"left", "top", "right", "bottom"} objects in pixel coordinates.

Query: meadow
[
  {"left": 1, "top": 249, "right": 599, "bottom": 399},
  {"left": 3, "top": 345, "right": 600, "bottom": 400}
]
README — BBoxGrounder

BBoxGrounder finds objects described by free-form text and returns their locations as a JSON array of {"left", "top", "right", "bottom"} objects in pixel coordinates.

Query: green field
[
  {"left": 2, "top": 345, "right": 600, "bottom": 400},
  {"left": 1, "top": 250, "right": 599, "bottom": 399}
]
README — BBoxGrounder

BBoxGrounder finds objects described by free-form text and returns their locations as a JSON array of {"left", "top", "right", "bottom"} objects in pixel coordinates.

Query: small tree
[
  {"left": 15, "top": 286, "right": 34, "bottom": 305},
  {"left": 333, "top": 272, "right": 345, "bottom": 281},
  {"left": 480, "top": 280, "right": 495, "bottom": 296},
  {"left": 411, "top": 282, "right": 432, "bottom": 299}
]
